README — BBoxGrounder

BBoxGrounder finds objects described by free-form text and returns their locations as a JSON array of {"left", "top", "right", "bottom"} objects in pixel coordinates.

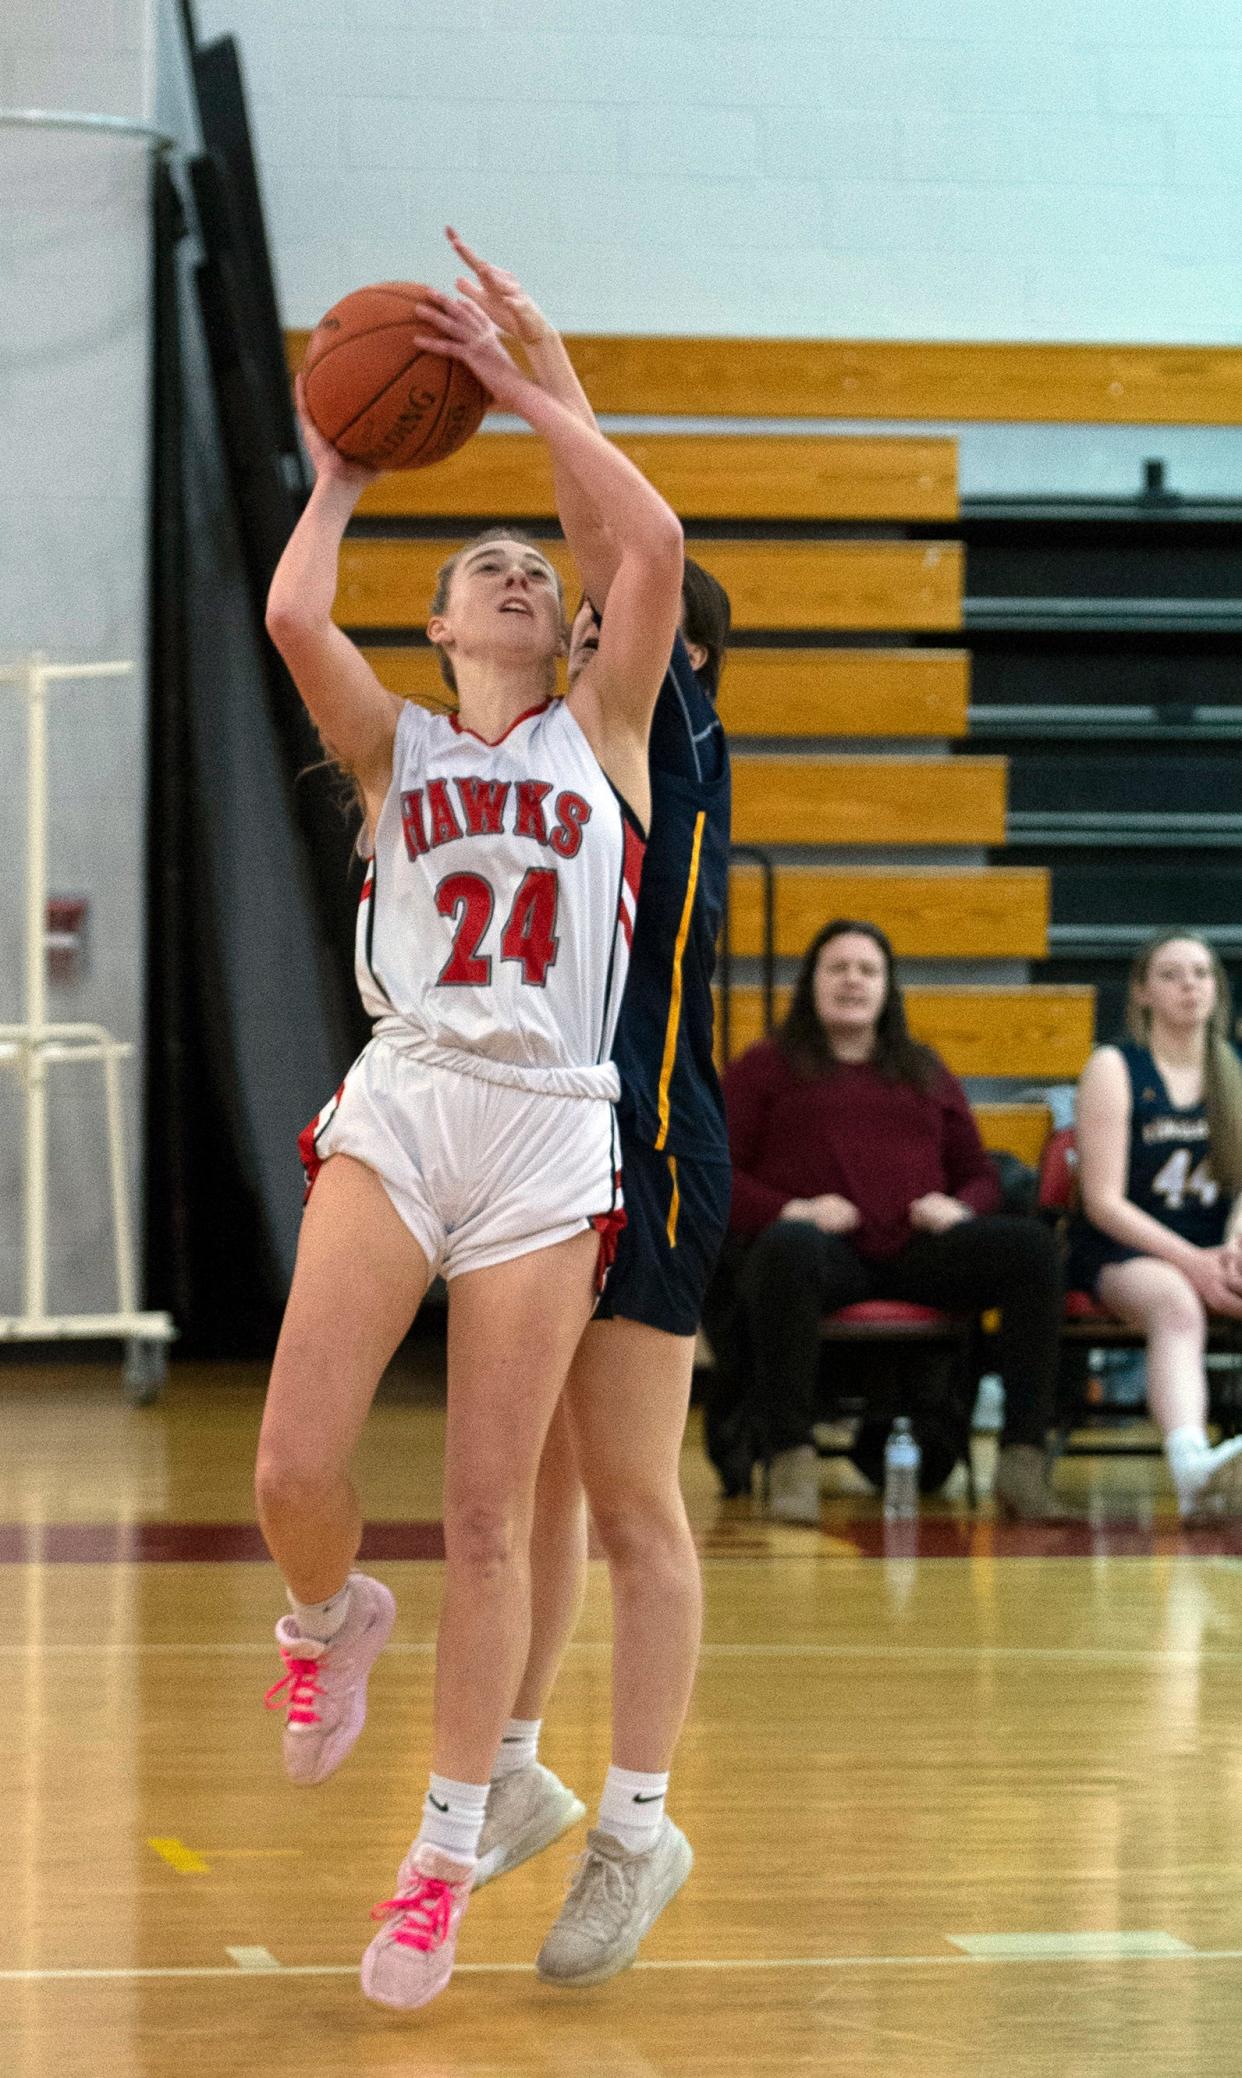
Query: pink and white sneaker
[
  {"left": 264, "top": 1572, "right": 396, "bottom": 1786},
  {"left": 361, "top": 1843, "right": 474, "bottom": 2010}
]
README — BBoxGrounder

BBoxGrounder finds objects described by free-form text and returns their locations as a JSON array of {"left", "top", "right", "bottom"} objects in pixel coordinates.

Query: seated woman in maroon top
[{"left": 722, "top": 919, "right": 1067, "bottom": 1524}]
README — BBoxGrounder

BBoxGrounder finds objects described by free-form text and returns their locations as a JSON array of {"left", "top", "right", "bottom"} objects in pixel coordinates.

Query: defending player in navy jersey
[
  {"left": 443, "top": 233, "right": 731, "bottom": 1984},
  {"left": 1071, "top": 932, "right": 1242, "bottom": 1519}
]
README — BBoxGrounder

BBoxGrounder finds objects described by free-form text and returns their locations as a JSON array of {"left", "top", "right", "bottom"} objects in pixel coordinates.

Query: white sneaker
[
  {"left": 535, "top": 1819, "right": 693, "bottom": 1987},
  {"left": 473, "top": 1763, "right": 586, "bottom": 1889},
  {"left": 1174, "top": 1434, "right": 1242, "bottom": 1519},
  {"left": 264, "top": 1573, "right": 396, "bottom": 1785},
  {"left": 361, "top": 1843, "right": 473, "bottom": 2011}
]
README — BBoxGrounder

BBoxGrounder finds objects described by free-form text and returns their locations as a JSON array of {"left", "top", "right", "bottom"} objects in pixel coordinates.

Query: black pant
[{"left": 738, "top": 1215, "right": 1062, "bottom": 1455}]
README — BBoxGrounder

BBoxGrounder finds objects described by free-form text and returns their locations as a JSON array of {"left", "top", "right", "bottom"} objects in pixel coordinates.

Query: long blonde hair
[{"left": 1125, "top": 931, "right": 1242, "bottom": 1194}]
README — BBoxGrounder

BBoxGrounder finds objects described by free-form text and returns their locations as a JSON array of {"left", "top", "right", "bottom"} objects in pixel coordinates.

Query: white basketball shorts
[{"left": 297, "top": 1035, "right": 624, "bottom": 1285}]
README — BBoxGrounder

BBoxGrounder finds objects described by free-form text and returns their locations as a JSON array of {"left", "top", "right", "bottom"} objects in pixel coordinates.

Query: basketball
[{"left": 301, "top": 282, "right": 490, "bottom": 471}]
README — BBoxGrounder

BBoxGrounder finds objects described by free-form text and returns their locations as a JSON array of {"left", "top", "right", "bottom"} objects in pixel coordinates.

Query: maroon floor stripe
[
  {"left": 2, "top": 1517, "right": 1240, "bottom": 1563},
  {"left": 0, "top": 1521, "right": 446, "bottom": 1563}
]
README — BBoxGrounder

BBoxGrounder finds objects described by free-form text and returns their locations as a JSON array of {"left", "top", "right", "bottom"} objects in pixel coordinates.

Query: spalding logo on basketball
[{"left": 301, "top": 282, "right": 490, "bottom": 471}]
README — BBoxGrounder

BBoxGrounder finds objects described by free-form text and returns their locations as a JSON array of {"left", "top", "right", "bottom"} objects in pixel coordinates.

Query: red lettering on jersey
[
  {"left": 515, "top": 779, "right": 553, "bottom": 844},
  {"left": 400, "top": 789, "right": 428, "bottom": 858},
  {"left": 549, "top": 790, "right": 591, "bottom": 858},
  {"left": 500, "top": 867, "right": 560, "bottom": 987},
  {"left": 455, "top": 774, "right": 510, "bottom": 837},
  {"left": 427, "top": 777, "right": 464, "bottom": 849}
]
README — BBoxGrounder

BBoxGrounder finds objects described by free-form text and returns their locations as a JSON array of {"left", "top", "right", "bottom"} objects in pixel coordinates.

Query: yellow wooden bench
[
  {"left": 725, "top": 865, "right": 1047, "bottom": 959},
  {"left": 730, "top": 756, "right": 1006, "bottom": 847},
  {"left": 335, "top": 537, "right": 963, "bottom": 633},
  {"left": 717, "top": 984, "right": 1095, "bottom": 1079}
]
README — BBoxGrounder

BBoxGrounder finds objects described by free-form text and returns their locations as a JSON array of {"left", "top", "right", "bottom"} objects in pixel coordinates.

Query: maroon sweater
[{"left": 724, "top": 1039, "right": 1001, "bottom": 1260}]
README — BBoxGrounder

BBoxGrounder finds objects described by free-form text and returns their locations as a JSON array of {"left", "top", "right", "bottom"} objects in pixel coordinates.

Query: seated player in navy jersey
[
  {"left": 441, "top": 232, "right": 731, "bottom": 1985},
  {"left": 1070, "top": 932, "right": 1242, "bottom": 1519}
]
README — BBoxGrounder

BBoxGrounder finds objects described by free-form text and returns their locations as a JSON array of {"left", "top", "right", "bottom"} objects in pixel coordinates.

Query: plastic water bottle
[{"left": 883, "top": 1417, "right": 921, "bottom": 1519}]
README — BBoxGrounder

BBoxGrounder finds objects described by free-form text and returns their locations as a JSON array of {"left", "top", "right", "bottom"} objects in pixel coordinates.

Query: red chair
[
  {"left": 817, "top": 1301, "right": 977, "bottom": 1499},
  {"left": 1037, "top": 1127, "right": 1125, "bottom": 1334}
]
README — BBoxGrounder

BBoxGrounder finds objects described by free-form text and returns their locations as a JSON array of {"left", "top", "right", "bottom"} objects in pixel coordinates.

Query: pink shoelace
[
  {"left": 371, "top": 1877, "right": 457, "bottom": 1953},
  {"left": 264, "top": 1650, "right": 325, "bottom": 1726}
]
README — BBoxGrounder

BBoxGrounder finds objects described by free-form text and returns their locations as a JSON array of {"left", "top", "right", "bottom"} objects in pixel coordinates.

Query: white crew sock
[
  {"left": 417, "top": 1774, "right": 490, "bottom": 1866},
  {"left": 286, "top": 1581, "right": 352, "bottom": 1644},
  {"left": 1166, "top": 1424, "right": 1211, "bottom": 1493},
  {"left": 492, "top": 1718, "right": 541, "bottom": 1781},
  {"left": 596, "top": 1765, "right": 669, "bottom": 1855}
]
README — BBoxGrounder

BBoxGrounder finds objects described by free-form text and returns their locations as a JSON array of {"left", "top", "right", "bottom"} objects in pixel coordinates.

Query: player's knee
[
  {"left": 590, "top": 1486, "right": 691, "bottom": 1578},
  {"left": 1115, "top": 1262, "right": 1204, "bottom": 1338},
  {"left": 254, "top": 1445, "right": 337, "bottom": 1521},
  {"left": 1151, "top": 1269, "right": 1206, "bottom": 1338},
  {"left": 443, "top": 1496, "right": 519, "bottom": 1584}
]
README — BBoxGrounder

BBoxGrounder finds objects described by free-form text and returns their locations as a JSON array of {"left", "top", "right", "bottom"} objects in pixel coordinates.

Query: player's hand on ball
[
  {"left": 294, "top": 373, "right": 379, "bottom": 491},
  {"left": 445, "top": 227, "right": 550, "bottom": 346},
  {"left": 414, "top": 290, "right": 527, "bottom": 408}
]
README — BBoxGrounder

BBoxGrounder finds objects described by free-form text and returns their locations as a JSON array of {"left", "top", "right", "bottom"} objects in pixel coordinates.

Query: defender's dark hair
[
  {"left": 776, "top": 917, "right": 940, "bottom": 1091},
  {"left": 680, "top": 556, "right": 731, "bottom": 699}
]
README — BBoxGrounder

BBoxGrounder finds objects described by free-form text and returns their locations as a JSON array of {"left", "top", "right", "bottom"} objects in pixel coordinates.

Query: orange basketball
[{"left": 301, "top": 282, "right": 490, "bottom": 471}]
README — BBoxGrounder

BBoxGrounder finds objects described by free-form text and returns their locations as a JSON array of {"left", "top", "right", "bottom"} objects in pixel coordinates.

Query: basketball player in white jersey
[{"left": 257, "top": 287, "right": 683, "bottom": 2012}]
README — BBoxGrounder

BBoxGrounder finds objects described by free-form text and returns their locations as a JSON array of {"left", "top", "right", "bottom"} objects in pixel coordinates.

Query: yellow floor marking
[{"left": 147, "top": 1837, "right": 211, "bottom": 1875}]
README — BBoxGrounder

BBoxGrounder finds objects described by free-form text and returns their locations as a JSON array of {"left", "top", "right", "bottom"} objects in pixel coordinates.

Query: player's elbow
[
  {"left": 638, "top": 508, "right": 685, "bottom": 599},
  {"left": 265, "top": 594, "right": 319, "bottom": 658},
  {"left": 652, "top": 506, "right": 685, "bottom": 563},
  {"left": 1080, "top": 1182, "right": 1122, "bottom": 1229}
]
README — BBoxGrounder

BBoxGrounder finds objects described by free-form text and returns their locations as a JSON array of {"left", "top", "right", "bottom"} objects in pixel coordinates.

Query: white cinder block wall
[
  {"left": 0, "top": 4, "right": 152, "bottom": 1318},
  {"left": 197, "top": 0, "right": 1242, "bottom": 345}
]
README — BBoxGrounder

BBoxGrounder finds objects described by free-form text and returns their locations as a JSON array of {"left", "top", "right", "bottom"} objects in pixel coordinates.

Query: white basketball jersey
[{"left": 357, "top": 697, "right": 644, "bottom": 1087}]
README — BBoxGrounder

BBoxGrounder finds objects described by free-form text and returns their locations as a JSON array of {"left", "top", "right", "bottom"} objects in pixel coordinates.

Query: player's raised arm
[
  {"left": 413, "top": 291, "right": 682, "bottom": 817},
  {"left": 265, "top": 380, "right": 403, "bottom": 816},
  {"left": 445, "top": 229, "right": 622, "bottom": 614}
]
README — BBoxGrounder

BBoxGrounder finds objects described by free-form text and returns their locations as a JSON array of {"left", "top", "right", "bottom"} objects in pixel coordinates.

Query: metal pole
[
  {"left": 102, "top": 1047, "right": 137, "bottom": 1316},
  {"left": 22, "top": 656, "right": 48, "bottom": 1322}
]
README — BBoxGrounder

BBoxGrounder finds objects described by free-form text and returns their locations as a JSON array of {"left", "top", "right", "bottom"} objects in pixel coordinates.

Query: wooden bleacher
[
  {"left": 352, "top": 431, "right": 959, "bottom": 523},
  {"left": 336, "top": 537, "right": 963, "bottom": 633},
  {"left": 725, "top": 866, "right": 1048, "bottom": 960},
  {"left": 730, "top": 755, "right": 1006, "bottom": 848},
  {"left": 286, "top": 331, "right": 1242, "bottom": 425},
  {"left": 718, "top": 985, "right": 1095, "bottom": 1081}
]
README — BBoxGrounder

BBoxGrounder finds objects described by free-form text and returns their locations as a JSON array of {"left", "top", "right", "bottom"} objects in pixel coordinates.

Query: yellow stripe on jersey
[
  {"left": 666, "top": 1156, "right": 681, "bottom": 1249},
  {"left": 654, "top": 811, "right": 707, "bottom": 1152}
]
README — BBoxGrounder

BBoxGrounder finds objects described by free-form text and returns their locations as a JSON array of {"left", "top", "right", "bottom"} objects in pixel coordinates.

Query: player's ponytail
[{"left": 1125, "top": 932, "right": 1242, "bottom": 1196}]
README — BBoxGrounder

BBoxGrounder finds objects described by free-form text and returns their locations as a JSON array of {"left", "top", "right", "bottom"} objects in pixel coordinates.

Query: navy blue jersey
[
  {"left": 611, "top": 633, "right": 731, "bottom": 1163},
  {"left": 1115, "top": 1041, "right": 1227, "bottom": 1247}
]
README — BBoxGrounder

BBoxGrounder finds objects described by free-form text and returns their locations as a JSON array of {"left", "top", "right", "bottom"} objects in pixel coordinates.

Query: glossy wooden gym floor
[{"left": 5, "top": 1353, "right": 1242, "bottom": 2078}]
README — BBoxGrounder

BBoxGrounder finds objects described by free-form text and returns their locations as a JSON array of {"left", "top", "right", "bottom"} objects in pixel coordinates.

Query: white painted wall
[
  {"left": 0, "top": 7, "right": 152, "bottom": 1317},
  {"left": 195, "top": 0, "right": 1242, "bottom": 344}
]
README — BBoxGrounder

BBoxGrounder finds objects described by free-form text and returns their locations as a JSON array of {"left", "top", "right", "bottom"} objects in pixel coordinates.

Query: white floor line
[
  {"left": 224, "top": 1947, "right": 282, "bottom": 1971},
  {"left": 5, "top": 1949, "right": 1242, "bottom": 1984}
]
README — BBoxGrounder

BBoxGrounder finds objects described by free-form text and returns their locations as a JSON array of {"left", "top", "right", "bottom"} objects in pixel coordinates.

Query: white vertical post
[
  {"left": 102, "top": 1046, "right": 137, "bottom": 1316},
  {"left": 22, "top": 653, "right": 48, "bottom": 1323}
]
